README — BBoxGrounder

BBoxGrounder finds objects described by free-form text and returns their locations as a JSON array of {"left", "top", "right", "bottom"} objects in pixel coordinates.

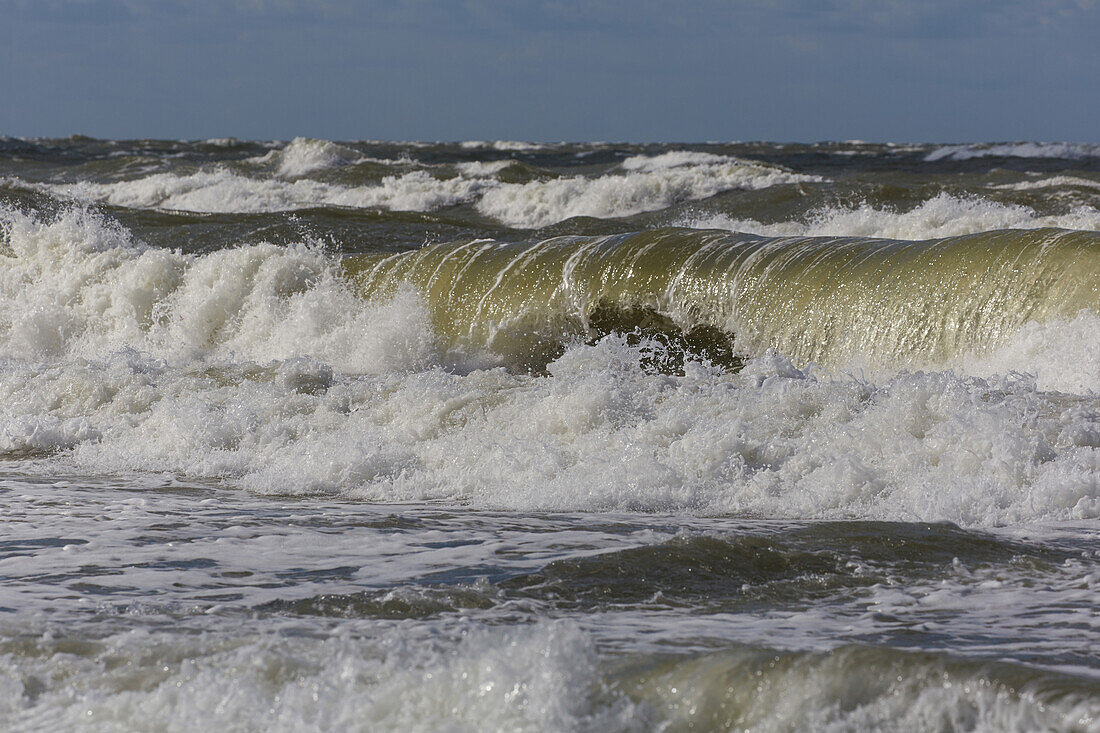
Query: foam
[
  {"left": 4, "top": 207, "right": 1100, "bottom": 525},
  {"left": 477, "top": 158, "right": 820, "bottom": 228},
  {"left": 459, "top": 140, "right": 549, "bottom": 151},
  {"left": 4, "top": 335, "right": 1095, "bottom": 525},
  {"left": 925, "top": 142, "right": 1100, "bottom": 161},
  {"left": 249, "top": 136, "right": 363, "bottom": 177},
  {"left": 456, "top": 160, "right": 514, "bottom": 177},
  {"left": 201, "top": 137, "right": 244, "bottom": 147},
  {"left": 38, "top": 169, "right": 489, "bottom": 213},
  {"left": 28, "top": 152, "right": 818, "bottom": 228},
  {"left": 960, "top": 310, "right": 1100, "bottom": 393},
  {"left": 619, "top": 151, "right": 732, "bottom": 171},
  {"left": 681, "top": 192, "right": 1100, "bottom": 240},
  {"left": 0, "top": 621, "right": 636, "bottom": 732},
  {"left": 994, "top": 175, "right": 1100, "bottom": 192},
  {"left": 2, "top": 619, "right": 1092, "bottom": 732},
  {"left": 0, "top": 206, "right": 438, "bottom": 371}
]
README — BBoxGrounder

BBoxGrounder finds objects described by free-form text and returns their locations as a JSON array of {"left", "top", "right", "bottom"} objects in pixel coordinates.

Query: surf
[{"left": 346, "top": 226, "right": 1100, "bottom": 372}]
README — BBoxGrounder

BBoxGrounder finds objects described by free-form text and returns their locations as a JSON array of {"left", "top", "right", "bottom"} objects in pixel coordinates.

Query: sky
[{"left": 2, "top": 0, "right": 1099, "bottom": 142}]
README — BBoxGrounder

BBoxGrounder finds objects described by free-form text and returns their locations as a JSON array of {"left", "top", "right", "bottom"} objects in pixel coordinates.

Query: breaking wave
[
  {"left": 3, "top": 206, "right": 1100, "bottom": 522},
  {"left": 348, "top": 225, "right": 1100, "bottom": 371},
  {"left": 249, "top": 136, "right": 364, "bottom": 177},
  {"left": 24, "top": 151, "right": 819, "bottom": 228},
  {"left": 34, "top": 169, "right": 490, "bottom": 214},
  {"left": 680, "top": 193, "right": 1100, "bottom": 241},
  {"left": 4, "top": 621, "right": 1094, "bottom": 732},
  {"left": 475, "top": 156, "right": 819, "bottom": 228},
  {"left": 924, "top": 142, "right": 1100, "bottom": 162}
]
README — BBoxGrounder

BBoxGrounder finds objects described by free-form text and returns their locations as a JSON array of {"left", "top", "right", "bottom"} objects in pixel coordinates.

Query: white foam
[
  {"left": 201, "top": 137, "right": 243, "bottom": 147},
  {"left": 0, "top": 621, "right": 642, "bottom": 732},
  {"left": 459, "top": 140, "right": 549, "bottom": 151},
  {"left": 39, "top": 169, "right": 489, "bottom": 213},
  {"left": 925, "top": 142, "right": 1100, "bottom": 161},
  {"left": 682, "top": 192, "right": 1100, "bottom": 240},
  {"left": 5, "top": 207, "right": 1100, "bottom": 526},
  {"left": 4, "top": 333, "right": 1094, "bottom": 526},
  {"left": 0, "top": 206, "right": 438, "bottom": 371},
  {"left": 249, "top": 136, "right": 363, "bottom": 177},
  {"left": 619, "top": 151, "right": 732, "bottom": 171},
  {"left": 456, "top": 160, "right": 513, "bottom": 177},
  {"left": 27, "top": 152, "right": 818, "bottom": 228},
  {"left": 960, "top": 310, "right": 1100, "bottom": 393},
  {"left": 477, "top": 159, "right": 820, "bottom": 228},
  {"left": 994, "top": 175, "right": 1100, "bottom": 192},
  {"left": 2, "top": 615, "right": 1091, "bottom": 732}
]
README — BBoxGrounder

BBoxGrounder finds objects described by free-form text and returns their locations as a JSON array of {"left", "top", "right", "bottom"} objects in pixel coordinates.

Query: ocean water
[{"left": 0, "top": 136, "right": 1098, "bottom": 732}]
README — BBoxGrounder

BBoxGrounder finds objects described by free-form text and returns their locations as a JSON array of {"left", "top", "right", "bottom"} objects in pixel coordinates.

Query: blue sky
[{"left": 2, "top": 0, "right": 1098, "bottom": 142}]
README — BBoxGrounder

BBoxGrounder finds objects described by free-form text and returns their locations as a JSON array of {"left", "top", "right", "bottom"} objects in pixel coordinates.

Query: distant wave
[
  {"left": 25, "top": 151, "right": 819, "bottom": 227},
  {"left": 475, "top": 155, "right": 820, "bottom": 228},
  {"left": 924, "top": 142, "right": 1100, "bottom": 162},
  {"left": 458, "top": 140, "right": 552, "bottom": 151},
  {"left": 679, "top": 193, "right": 1100, "bottom": 240},
  {"left": 248, "top": 137, "right": 364, "bottom": 177},
  {"left": 30, "top": 169, "right": 492, "bottom": 213},
  {"left": 455, "top": 160, "right": 515, "bottom": 177},
  {"left": 993, "top": 175, "right": 1100, "bottom": 192}
]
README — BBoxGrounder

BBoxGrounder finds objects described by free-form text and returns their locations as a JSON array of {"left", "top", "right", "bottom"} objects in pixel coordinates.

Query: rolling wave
[
  {"left": 925, "top": 142, "right": 1100, "bottom": 162},
  {"left": 4, "top": 206, "right": 1100, "bottom": 520},
  {"left": 680, "top": 193, "right": 1100, "bottom": 241},
  {"left": 347, "top": 226, "right": 1100, "bottom": 370},
  {"left": 248, "top": 136, "right": 365, "bottom": 177},
  {"left": 20, "top": 153, "right": 818, "bottom": 227}
]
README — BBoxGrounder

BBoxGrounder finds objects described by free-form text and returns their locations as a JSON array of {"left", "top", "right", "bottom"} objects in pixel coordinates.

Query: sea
[{"left": 0, "top": 136, "right": 1097, "bottom": 731}]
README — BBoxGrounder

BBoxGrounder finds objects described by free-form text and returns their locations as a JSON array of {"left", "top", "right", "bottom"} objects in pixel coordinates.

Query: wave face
[
  {"left": 349, "top": 227, "right": 1100, "bottom": 371},
  {"left": 2, "top": 138, "right": 1099, "bottom": 731}
]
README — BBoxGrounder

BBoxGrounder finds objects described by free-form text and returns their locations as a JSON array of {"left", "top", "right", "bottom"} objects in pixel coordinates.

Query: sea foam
[
  {"left": 0, "top": 206, "right": 437, "bottom": 370},
  {"left": 36, "top": 169, "right": 490, "bottom": 214},
  {"left": 4, "top": 335, "right": 1097, "bottom": 525},
  {"left": 3, "top": 207, "right": 1100, "bottom": 525},
  {"left": 27, "top": 151, "right": 819, "bottom": 228},
  {"left": 249, "top": 136, "right": 363, "bottom": 177},
  {"left": 2, "top": 617, "right": 1092, "bottom": 732},
  {"left": 924, "top": 141, "right": 1100, "bottom": 161},
  {"left": 681, "top": 192, "right": 1100, "bottom": 240},
  {"left": 476, "top": 155, "right": 820, "bottom": 228}
]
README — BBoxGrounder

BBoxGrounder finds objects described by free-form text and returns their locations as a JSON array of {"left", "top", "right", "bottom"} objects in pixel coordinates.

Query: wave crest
[
  {"left": 250, "top": 136, "right": 363, "bottom": 177},
  {"left": 348, "top": 226, "right": 1100, "bottom": 371},
  {"left": 681, "top": 192, "right": 1100, "bottom": 240}
]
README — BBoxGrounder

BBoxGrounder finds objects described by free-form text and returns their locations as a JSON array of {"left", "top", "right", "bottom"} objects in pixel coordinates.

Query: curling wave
[{"left": 347, "top": 226, "right": 1100, "bottom": 371}]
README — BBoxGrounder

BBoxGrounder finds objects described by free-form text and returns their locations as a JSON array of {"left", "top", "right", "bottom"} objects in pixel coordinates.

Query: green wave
[{"left": 344, "top": 227, "right": 1100, "bottom": 370}]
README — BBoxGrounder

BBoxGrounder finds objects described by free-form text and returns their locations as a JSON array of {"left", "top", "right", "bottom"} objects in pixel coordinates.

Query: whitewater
[{"left": 0, "top": 136, "right": 1097, "bottom": 732}]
